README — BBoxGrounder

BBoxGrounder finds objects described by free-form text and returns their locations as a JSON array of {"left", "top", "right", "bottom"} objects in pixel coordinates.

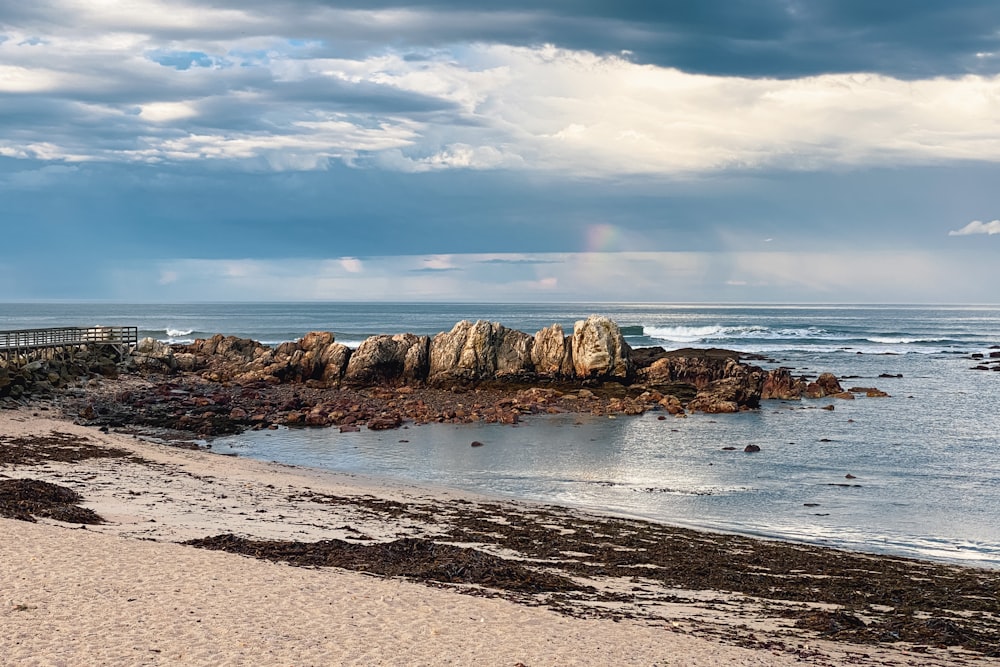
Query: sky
[{"left": 1, "top": 1, "right": 999, "bottom": 303}]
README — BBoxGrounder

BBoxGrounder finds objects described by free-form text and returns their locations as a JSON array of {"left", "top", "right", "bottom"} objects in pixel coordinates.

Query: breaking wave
[{"left": 641, "top": 324, "right": 832, "bottom": 344}]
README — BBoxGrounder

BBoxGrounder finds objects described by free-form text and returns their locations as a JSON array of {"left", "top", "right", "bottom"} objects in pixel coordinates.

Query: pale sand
[{"left": 0, "top": 408, "right": 985, "bottom": 666}]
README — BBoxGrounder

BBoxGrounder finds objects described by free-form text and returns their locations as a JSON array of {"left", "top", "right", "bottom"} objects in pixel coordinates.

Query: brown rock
[
  {"left": 368, "top": 413, "right": 403, "bottom": 430},
  {"left": 761, "top": 368, "right": 805, "bottom": 400},
  {"left": 817, "top": 372, "right": 843, "bottom": 395},
  {"left": 658, "top": 395, "right": 684, "bottom": 415}
]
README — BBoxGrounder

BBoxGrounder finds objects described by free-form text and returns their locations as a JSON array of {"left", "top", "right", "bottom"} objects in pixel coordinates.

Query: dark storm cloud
[
  {"left": 151, "top": 0, "right": 1000, "bottom": 78},
  {"left": 6, "top": 1, "right": 999, "bottom": 78}
]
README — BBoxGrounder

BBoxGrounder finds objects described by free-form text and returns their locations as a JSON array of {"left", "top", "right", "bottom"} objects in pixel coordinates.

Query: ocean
[{"left": 3, "top": 302, "right": 999, "bottom": 567}]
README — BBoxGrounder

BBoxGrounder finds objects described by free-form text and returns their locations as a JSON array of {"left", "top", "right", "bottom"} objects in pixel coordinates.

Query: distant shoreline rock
[{"left": 3, "top": 315, "right": 888, "bottom": 435}]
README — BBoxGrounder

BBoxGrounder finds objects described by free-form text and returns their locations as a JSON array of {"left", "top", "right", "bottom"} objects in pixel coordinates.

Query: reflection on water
[{"left": 217, "top": 392, "right": 1000, "bottom": 569}]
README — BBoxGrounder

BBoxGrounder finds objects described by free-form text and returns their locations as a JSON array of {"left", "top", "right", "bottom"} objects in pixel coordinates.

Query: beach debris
[
  {"left": 0, "top": 478, "right": 104, "bottom": 524},
  {"left": 184, "top": 534, "right": 584, "bottom": 594},
  {"left": 0, "top": 431, "right": 132, "bottom": 466}
]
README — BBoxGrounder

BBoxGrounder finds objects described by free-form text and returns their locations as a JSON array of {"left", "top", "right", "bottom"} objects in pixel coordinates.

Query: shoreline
[
  {"left": 215, "top": 410, "right": 1000, "bottom": 572},
  {"left": 3, "top": 406, "right": 999, "bottom": 665}
]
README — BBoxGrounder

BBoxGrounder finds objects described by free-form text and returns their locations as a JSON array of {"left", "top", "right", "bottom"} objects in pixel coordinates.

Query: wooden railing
[{"left": 0, "top": 326, "right": 138, "bottom": 354}]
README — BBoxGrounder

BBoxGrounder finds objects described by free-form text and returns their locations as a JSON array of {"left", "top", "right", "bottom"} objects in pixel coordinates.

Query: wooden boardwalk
[{"left": 0, "top": 326, "right": 138, "bottom": 363}]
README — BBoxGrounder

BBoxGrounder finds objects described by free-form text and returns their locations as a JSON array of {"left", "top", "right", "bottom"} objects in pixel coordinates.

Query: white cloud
[
  {"left": 420, "top": 255, "right": 456, "bottom": 270},
  {"left": 140, "top": 101, "right": 199, "bottom": 123},
  {"left": 949, "top": 220, "right": 1000, "bottom": 236},
  {"left": 5, "top": 7, "right": 1000, "bottom": 177},
  {"left": 339, "top": 257, "right": 364, "bottom": 273}
]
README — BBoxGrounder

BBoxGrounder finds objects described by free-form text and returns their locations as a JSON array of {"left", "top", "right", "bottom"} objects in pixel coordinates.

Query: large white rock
[
  {"left": 571, "top": 315, "right": 632, "bottom": 380},
  {"left": 531, "top": 324, "right": 573, "bottom": 376}
]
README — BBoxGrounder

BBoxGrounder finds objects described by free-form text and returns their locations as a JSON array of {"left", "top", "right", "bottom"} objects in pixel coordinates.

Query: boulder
[
  {"left": 494, "top": 327, "right": 535, "bottom": 377},
  {"left": 531, "top": 324, "right": 574, "bottom": 376},
  {"left": 761, "top": 368, "right": 806, "bottom": 400},
  {"left": 804, "top": 373, "right": 843, "bottom": 398},
  {"left": 817, "top": 372, "right": 843, "bottom": 395},
  {"left": 344, "top": 333, "right": 429, "bottom": 385},
  {"left": 132, "top": 337, "right": 177, "bottom": 373},
  {"left": 687, "top": 377, "right": 754, "bottom": 413},
  {"left": 319, "top": 343, "right": 352, "bottom": 384},
  {"left": 658, "top": 395, "right": 684, "bottom": 415},
  {"left": 686, "top": 361, "right": 768, "bottom": 414},
  {"left": 638, "top": 349, "right": 741, "bottom": 389},
  {"left": 428, "top": 321, "right": 533, "bottom": 382},
  {"left": 571, "top": 316, "right": 632, "bottom": 380}
]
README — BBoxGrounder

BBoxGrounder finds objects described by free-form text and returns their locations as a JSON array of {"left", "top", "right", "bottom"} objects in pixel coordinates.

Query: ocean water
[{"left": 3, "top": 302, "right": 999, "bottom": 567}]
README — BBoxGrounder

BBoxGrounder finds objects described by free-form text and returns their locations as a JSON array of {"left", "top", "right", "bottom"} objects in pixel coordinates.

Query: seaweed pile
[
  {"left": 0, "top": 430, "right": 132, "bottom": 465},
  {"left": 186, "top": 534, "right": 582, "bottom": 594},
  {"left": 188, "top": 491, "right": 1000, "bottom": 658},
  {"left": 0, "top": 478, "right": 104, "bottom": 524},
  {"left": 0, "top": 431, "right": 128, "bottom": 524}
]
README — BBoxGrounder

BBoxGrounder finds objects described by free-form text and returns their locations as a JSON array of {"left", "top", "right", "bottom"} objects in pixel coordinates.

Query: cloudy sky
[{"left": 2, "top": 1, "right": 999, "bottom": 303}]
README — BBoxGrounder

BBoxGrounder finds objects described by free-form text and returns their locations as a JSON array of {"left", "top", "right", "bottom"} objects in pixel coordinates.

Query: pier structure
[{"left": 0, "top": 326, "right": 138, "bottom": 365}]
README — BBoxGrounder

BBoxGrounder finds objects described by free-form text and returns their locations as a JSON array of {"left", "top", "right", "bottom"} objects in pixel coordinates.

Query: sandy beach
[{"left": 2, "top": 406, "right": 997, "bottom": 666}]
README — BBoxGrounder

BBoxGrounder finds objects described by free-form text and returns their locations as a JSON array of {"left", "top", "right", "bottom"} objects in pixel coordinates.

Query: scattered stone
[{"left": 744, "top": 444, "right": 761, "bottom": 453}]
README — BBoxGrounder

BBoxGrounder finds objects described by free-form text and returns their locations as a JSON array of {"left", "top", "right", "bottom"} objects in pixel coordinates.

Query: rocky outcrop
[
  {"left": 761, "top": 368, "right": 807, "bottom": 400},
  {"left": 111, "top": 318, "right": 862, "bottom": 424},
  {"left": 638, "top": 349, "right": 740, "bottom": 389},
  {"left": 686, "top": 360, "right": 768, "bottom": 413},
  {"left": 805, "top": 372, "right": 844, "bottom": 398},
  {"left": 132, "top": 337, "right": 177, "bottom": 373},
  {"left": 0, "top": 345, "right": 121, "bottom": 400},
  {"left": 344, "top": 334, "right": 429, "bottom": 385},
  {"left": 428, "top": 321, "right": 534, "bottom": 383},
  {"left": 181, "top": 333, "right": 350, "bottom": 385},
  {"left": 531, "top": 324, "right": 574, "bottom": 376},
  {"left": 571, "top": 316, "right": 632, "bottom": 380}
]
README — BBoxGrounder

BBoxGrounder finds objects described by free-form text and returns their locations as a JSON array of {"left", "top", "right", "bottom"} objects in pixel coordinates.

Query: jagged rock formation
[
  {"left": 133, "top": 337, "right": 177, "bottom": 373},
  {"left": 571, "top": 316, "right": 632, "bottom": 380},
  {"left": 121, "top": 316, "right": 860, "bottom": 418},
  {"left": 428, "top": 320, "right": 534, "bottom": 383},
  {"left": 344, "top": 334, "right": 428, "bottom": 385},
  {"left": 761, "top": 367, "right": 807, "bottom": 400},
  {"left": 531, "top": 324, "right": 574, "bottom": 376}
]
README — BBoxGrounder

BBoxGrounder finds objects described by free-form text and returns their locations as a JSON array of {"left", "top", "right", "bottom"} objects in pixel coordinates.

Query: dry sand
[{"left": 1, "top": 407, "right": 993, "bottom": 666}]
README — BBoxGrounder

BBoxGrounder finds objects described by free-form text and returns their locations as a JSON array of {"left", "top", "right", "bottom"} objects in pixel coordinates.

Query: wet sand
[{"left": 1, "top": 407, "right": 997, "bottom": 666}]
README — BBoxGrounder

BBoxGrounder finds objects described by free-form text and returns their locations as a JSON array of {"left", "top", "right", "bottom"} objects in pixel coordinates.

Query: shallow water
[
  {"left": 4, "top": 302, "right": 999, "bottom": 567},
  {"left": 217, "top": 351, "right": 1000, "bottom": 568}
]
